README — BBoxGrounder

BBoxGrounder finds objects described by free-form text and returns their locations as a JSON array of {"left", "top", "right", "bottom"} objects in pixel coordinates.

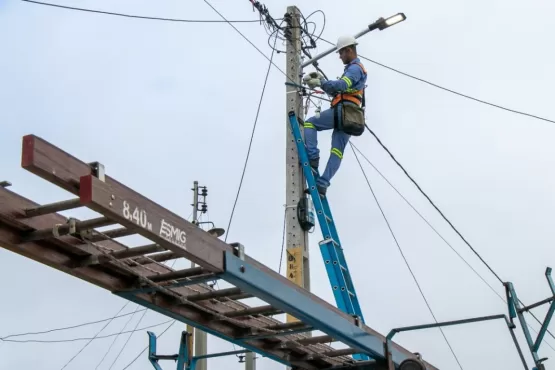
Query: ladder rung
[
  {"left": 340, "top": 265, "right": 347, "bottom": 271},
  {"left": 325, "top": 215, "right": 333, "bottom": 223},
  {"left": 347, "top": 290, "right": 355, "bottom": 297},
  {"left": 318, "top": 238, "right": 339, "bottom": 247}
]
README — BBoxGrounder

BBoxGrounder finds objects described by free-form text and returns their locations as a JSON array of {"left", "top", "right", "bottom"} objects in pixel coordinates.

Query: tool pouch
[{"left": 334, "top": 103, "right": 365, "bottom": 136}]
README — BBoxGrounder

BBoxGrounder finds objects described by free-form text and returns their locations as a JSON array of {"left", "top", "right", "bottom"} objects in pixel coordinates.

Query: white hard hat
[{"left": 336, "top": 35, "right": 358, "bottom": 52}]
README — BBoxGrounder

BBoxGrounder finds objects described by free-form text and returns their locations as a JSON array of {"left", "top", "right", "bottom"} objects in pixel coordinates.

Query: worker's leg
[
  {"left": 304, "top": 108, "right": 336, "bottom": 168},
  {"left": 318, "top": 105, "right": 350, "bottom": 191}
]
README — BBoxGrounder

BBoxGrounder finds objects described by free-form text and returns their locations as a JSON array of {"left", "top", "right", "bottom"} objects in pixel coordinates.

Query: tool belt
[{"left": 333, "top": 98, "right": 365, "bottom": 137}]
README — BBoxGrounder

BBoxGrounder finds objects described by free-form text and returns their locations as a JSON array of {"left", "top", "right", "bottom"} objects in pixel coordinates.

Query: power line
[
  {"left": 350, "top": 143, "right": 505, "bottom": 301},
  {"left": 360, "top": 125, "right": 555, "bottom": 347},
  {"left": 95, "top": 305, "right": 142, "bottom": 369},
  {"left": 20, "top": 0, "right": 271, "bottom": 23},
  {"left": 121, "top": 320, "right": 176, "bottom": 370},
  {"left": 224, "top": 22, "right": 278, "bottom": 241},
  {"left": 59, "top": 302, "right": 130, "bottom": 369},
  {"left": 278, "top": 206, "right": 287, "bottom": 274},
  {"left": 363, "top": 124, "right": 505, "bottom": 283},
  {"left": 316, "top": 37, "right": 555, "bottom": 124},
  {"left": 350, "top": 143, "right": 555, "bottom": 352},
  {"left": 351, "top": 144, "right": 464, "bottom": 369},
  {"left": 2, "top": 320, "right": 173, "bottom": 344},
  {"left": 0, "top": 309, "right": 147, "bottom": 340},
  {"left": 108, "top": 308, "right": 149, "bottom": 369}
]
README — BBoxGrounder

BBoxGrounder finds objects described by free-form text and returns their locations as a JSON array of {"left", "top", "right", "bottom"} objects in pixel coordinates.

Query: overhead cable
[
  {"left": 350, "top": 143, "right": 555, "bottom": 352},
  {"left": 2, "top": 320, "right": 173, "bottom": 344},
  {"left": 351, "top": 144, "right": 464, "bottom": 369},
  {"left": 0, "top": 309, "right": 147, "bottom": 340},
  {"left": 223, "top": 20, "right": 280, "bottom": 241},
  {"left": 59, "top": 302, "right": 130, "bottom": 369},
  {"left": 108, "top": 308, "right": 149, "bottom": 369},
  {"left": 361, "top": 124, "right": 555, "bottom": 344},
  {"left": 94, "top": 305, "right": 142, "bottom": 369},
  {"left": 316, "top": 36, "right": 555, "bottom": 124},
  {"left": 120, "top": 320, "right": 176, "bottom": 370},
  {"left": 20, "top": 0, "right": 272, "bottom": 23}
]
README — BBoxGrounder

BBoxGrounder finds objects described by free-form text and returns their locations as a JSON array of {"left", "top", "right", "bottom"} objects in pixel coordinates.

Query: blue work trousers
[{"left": 304, "top": 103, "right": 350, "bottom": 188}]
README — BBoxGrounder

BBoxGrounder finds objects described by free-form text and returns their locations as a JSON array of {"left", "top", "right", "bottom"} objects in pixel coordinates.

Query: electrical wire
[
  {"left": 95, "top": 304, "right": 142, "bottom": 369},
  {"left": 0, "top": 309, "right": 147, "bottom": 340},
  {"left": 350, "top": 143, "right": 505, "bottom": 301},
  {"left": 108, "top": 308, "right": 149, "bottom": 369},
  {"left": 2, "top": 320, "right": 173, "bottom": 344},
  {"left": 351, "top": 145, "right": 464, "bottom": 369},
  {"left": 350, "top": 143, "right": 555, "bottom": 352},
  {"left": 315, "top": 36, "right": 555, "bottom": 124},
  {"left": 223, "top": 22, "right": 279, "bottom": 242},
  {"left": 359, "top": 125, "right": 555, "bottom": 347},
  {"left": 120, "top": 320, "right": 176, "bottom": 370},
  {"left": 278, "top": 207, "right": 287, "bottom": 274},
  {"left": 20, "top": 0, "right": 273, "bottom": 23},
  {"left": 59, "top": 302, "right": 130, "bottom": 369}
]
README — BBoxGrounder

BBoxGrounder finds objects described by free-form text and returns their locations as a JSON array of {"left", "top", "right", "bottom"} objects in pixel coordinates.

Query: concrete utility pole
[
  {"left": 284, "top": 5, "right": 310, "bottom": 324},
  {"left": 187, "top": 181, "right": 208, "bottom": 370}
]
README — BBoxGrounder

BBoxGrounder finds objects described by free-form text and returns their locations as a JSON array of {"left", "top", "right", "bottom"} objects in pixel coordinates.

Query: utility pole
[
  {"left": 186, "top": 181, "right": 208, "bottom": 370},
  {"left": 284, "top": 6, "right": 310, "bottom": 324}
]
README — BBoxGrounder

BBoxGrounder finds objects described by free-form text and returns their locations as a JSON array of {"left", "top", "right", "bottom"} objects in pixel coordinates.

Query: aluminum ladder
[{"left": 288, "top": 111, "right": 368, "bottom": 361}]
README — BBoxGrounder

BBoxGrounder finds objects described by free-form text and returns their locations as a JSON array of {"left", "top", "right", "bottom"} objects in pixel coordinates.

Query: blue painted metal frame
[
  {"left": 385, "top": 314, "right": 528, "bottom": 370},
  {"left": 114, "top": 292, "right": 291, "bottom": 368},
  {"left": 148, "top": 330, "right": 248, "bottom": 370},
  {"left": 533, "top": 268, "right": 555, "bottom": 352},
  {"left": 148, "top": 330, "right": 187, "bottom": 370},
  {"left": 287, "top": 111, "right": 367, "bottom": 361},
  {"left": 505, "top": 267, "right": 555, "bottom": 370},
  {"left": 223, "top": 250, "right": 416, "bottom": 367}
]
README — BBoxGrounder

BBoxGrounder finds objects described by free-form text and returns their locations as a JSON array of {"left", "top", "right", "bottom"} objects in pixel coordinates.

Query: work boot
[
  {"left": 309, "top": 157, "right": 319, "bottom": 171},
  {"left": 316, "top": 183, "right": 327, "bottom": 197}
]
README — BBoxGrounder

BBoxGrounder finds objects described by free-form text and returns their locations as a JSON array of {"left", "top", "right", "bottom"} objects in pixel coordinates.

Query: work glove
[{"left": 302, "top": 72, "right": 326, "bottom": 89}]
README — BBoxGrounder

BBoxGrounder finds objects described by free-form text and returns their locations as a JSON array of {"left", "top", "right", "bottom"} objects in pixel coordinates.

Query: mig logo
[{"left": 159, "top": 219, "right": 187, "bottom": 248}]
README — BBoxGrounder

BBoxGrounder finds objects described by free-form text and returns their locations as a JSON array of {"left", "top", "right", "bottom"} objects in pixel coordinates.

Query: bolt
[
  {"left": 109, "top": 202, "right": 113, "bottom": 207},
  {"left": 111, "top": 194, "right": 115, "bottom": 200},
  {"left": 240, "top": 266, "right": 246, "bottom": 273}
]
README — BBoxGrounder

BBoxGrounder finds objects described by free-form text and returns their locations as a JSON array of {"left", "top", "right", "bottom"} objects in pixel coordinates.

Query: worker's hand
[
  {"left": 306, "top": 78, "right": 321, "bottom": 89},
  {"left": 309, "top": 72, "right": 324, "bottom": 80}
]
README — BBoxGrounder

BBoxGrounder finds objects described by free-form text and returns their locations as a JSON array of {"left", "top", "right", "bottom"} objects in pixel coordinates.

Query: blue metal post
[
  {"left": 147, "top": 331, "right": 164, "bottom": 370},
  {"left": 177, "top": 331, "right": 188, "bottom": 370},
  {"left": 506, "top": 282, "right": 541, "bottom": 364},
  {"left": 533, "top": 268, "right": 555, "bottom": 352}
]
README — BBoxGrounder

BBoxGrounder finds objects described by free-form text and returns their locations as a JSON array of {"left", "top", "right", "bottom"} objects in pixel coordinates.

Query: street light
[
  {"left": 367, "top": 13, "right": 407, "bottom": 31},
  {"left": 301, "top": 12, "right": 407, "bottom": 68}
]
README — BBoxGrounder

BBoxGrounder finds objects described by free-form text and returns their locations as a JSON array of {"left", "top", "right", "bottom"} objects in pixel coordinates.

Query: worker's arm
[{"left": 321, "top": 64, "right": 363, "bottom": 95}]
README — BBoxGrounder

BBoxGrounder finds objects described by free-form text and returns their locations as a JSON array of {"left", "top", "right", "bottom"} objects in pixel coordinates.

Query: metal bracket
[
  {"left": 230, "top": 242, "right": 245, "bottom": 261},
  {"left": 89, "top": 161, "right": 105, "bottom": 182}
]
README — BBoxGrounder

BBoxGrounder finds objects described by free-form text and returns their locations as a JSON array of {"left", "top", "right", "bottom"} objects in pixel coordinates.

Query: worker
[{"left": 302, "top": 35, "right": 367, "bottom": 196}]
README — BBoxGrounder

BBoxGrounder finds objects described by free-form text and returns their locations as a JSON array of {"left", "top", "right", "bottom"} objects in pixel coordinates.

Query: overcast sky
[{"left": 2, "top": 0, "right": 555, "bottom": 369}]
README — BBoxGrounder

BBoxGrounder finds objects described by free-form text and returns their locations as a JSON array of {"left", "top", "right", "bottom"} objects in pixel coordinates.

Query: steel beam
[{"left": 222, "top": 251, "right": 437, "bottom": 369}]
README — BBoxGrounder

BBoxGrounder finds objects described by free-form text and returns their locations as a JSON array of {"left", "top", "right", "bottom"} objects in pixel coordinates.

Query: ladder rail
[{"left": 287, "top": 112, "right": 367, "bottom": 360}]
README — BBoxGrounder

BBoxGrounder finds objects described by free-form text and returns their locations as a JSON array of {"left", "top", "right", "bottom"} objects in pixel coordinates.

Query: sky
[{"left": 1, "top": 0, "right": 555, "bottom": 369}]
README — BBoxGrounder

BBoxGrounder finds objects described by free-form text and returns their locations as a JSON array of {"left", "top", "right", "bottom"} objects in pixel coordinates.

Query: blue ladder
[{"left": 288, "top": 111, "right": 369, "bottom": 362}]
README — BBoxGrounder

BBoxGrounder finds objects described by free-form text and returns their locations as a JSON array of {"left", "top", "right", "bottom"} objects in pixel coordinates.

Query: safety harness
[{"left": 332, "top": 61, "right": 367, "bottom": 136}]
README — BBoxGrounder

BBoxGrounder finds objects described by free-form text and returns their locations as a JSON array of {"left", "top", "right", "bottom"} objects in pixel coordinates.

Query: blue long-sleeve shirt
[{"left": 321, "top": 57, "right": 367, "bottom": 96}]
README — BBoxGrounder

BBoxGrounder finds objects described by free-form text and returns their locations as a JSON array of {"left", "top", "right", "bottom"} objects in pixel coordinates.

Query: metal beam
[{"left": 222, "top": 251, "right": 437, "bottom": 368}]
